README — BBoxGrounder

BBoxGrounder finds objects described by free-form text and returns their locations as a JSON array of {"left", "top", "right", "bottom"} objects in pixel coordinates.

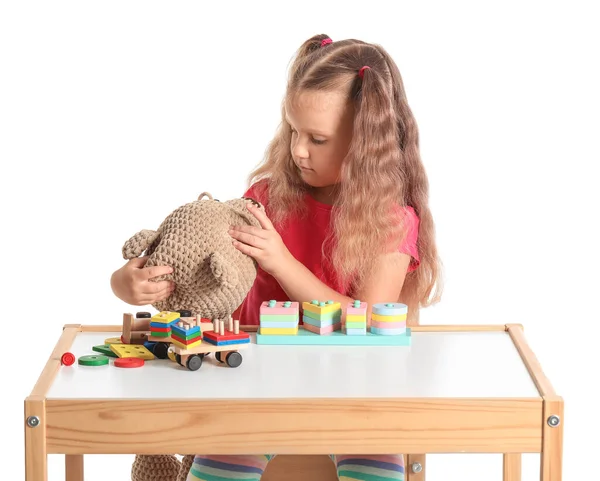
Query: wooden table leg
[
  {"left": 503, "top": 453, "right": 521, "bottom": 480},
  {"left": 25, "top": 397, "right": 47, "bottom": 481},
  {"left": 406, "top": 454, "right": 426, "bottom": 480},
  {"left": 66, "top": 455, "right": 84, "bottom": 481},
  {"left": 541, "top": 397, "right": 563, "bottom": 480}
]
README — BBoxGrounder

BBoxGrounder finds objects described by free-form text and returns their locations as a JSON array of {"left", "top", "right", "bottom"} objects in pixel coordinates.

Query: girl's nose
[{"left": 292, "top": 138, "right": 309, "bottom": 160}]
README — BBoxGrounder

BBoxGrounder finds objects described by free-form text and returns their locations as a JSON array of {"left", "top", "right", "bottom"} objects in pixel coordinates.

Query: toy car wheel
[
  {"left": 175, "top": 354, "right": 182, "bottom": 366},
  {"left": 153, "top": 342, "right": 170, "bottom": 359},
  {"left": 187, "top": 354, "right": 203, "bottom": 371},
  {"left": 226, "top": 351, "right": 242, "bottom": 368},
  {"left": 215, "top": 351, "right": 224, "bottom": 363}
]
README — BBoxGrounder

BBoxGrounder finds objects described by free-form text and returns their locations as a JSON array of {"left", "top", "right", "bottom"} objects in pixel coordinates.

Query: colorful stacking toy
[
  {"left": 203, "top": 318, "right": 250, "bottom": 346},
  {"left": 171, "top": 319, "right": 202, "bottom": 349},
  {"left": 370, "top": 302, "right": 408, "bottom": 335},
  {"left": 345, "top": 300, "right": 367, "bottom": 335},
  {"left": 302, "top": 300, "right": 342, "bottom": 334},
  {"left": 259, "top": 300, "right": 300, "bottom": 335},
  {"left": 150, "top": 311, "right": 180, "bottom": 338}
]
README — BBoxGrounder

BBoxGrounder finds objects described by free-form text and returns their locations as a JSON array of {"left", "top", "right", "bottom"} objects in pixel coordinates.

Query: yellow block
[
  {"left": 151, "top": 311, "right": 180, "bottom": 324},
  {"left": 171, "top": 338, "right": 202, "bottom": 350},
  {"left": 371, "top": 313, "right": 407, "bottom": 323},
  {"left": 260, "top": 327, "right": 299, "bottom": 335},
  {"left": 346, "top": 314, "right": 366, "bottom": 322},
  {"left": 104, "top": 337, "right": 122, "bottom": 345},
  {"left": 302, "top": 301, "right": 341, "bottom": 316},
  {"left": 110, "top": 343, "right": 155, "bottom": 360}
]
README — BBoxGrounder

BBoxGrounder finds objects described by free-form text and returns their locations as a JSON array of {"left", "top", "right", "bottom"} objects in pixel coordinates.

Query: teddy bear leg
[
  {"left": 176, "top": 455, "right": 195, "bottom": 481},
  {"left": 131, "top": 454, "right": 181, "bottom": 481}
]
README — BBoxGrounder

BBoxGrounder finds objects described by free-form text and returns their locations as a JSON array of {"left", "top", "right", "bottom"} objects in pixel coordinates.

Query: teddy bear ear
[
  {"left": 228, "top": 197, "right": 265, "bottom": 227},
  {"left": 122, "top": 229, "right": 160, "bottom": 259},
  {"left": 208, "top": 251, "right": 239, "bottom": 289}
]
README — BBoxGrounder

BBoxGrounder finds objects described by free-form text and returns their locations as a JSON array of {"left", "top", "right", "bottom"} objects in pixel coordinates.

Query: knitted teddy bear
[{"left": 122, "top": 192, "right": 264, "bottom": 481}]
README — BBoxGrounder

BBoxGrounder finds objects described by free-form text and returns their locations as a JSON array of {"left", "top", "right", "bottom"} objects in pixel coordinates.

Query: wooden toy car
[{"left": 121, "top": 311, "right": 250, "bottom": 371}]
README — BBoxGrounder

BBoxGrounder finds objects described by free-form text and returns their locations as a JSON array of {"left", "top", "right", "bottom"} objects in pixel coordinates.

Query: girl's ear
[{"left": 122, "top": 229, "right": 160, "bottom": 259}]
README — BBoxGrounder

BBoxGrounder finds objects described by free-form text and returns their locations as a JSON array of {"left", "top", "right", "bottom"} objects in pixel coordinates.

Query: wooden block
[
  {"left": 370, "top": 326, "right": 407, "bottom": 336},
  {"left": 372, "top": 302, "right": 408, "bottom": 316},
  {"left": 371, "top": 312, "right": 408, "bottom": 323},
  {"left": 344, "top": 327, "right": 367, "bottom": 336},
  {"left": 371, "top": 320, "right": 406, "bottom": 330},
  {"left": 259, "top": 314, "right": 300, "bottom": 322},
  {"left": 347, "top": 300, "right": 367, "bottom": 315},
  {"left": 151, "top": 311, "right": 180, "bottom": 324},
  {"left": 122, "top": 313, "right": 133, "bottom": 344},
  {"left": 260, "top": 300, "right": 300, "bottom": 316},
  {"left": 203, "top": 330, "right": 250, "bottom": 343},
  {"left": 110, "top": 343, "right": 155, "bottom": 360},
  {"left": 259, "top": 327, "right": 299, "bottom": 335},
  {"left": 303, "top": 323, "right": 341, "bottom": 335},
  {"left": 256, "top": 327, "right": 412, "bottom": 346},
  {"left": 302, "top": 315, "right": 340, "bottom": 328},
  {"left": 302, "top": 300, "right": 341, "bottom": 316},
  {"left": 303, "top": 309, "right": 341, "bottom": 322},
  {"left": 171, "top": 338, "right": 203, "bottom": 350}
]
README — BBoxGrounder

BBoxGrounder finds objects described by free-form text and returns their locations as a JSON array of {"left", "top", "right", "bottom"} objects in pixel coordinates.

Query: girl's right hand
[{"left": 110, "top": 256, "right": 175, "bottom": 305}]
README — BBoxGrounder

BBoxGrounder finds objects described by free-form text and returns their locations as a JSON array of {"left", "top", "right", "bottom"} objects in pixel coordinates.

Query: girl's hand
[
  {"left": 110, "top": 256, "right": 175, "bottom": 305},
  {"left": 229, "top": 203, "right": 294, "bottom": 278}
]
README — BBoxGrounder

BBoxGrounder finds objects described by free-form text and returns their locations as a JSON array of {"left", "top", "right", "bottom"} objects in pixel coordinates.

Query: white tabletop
[{"left": 46, "top": 330, "right": 540, "bottom": 399}]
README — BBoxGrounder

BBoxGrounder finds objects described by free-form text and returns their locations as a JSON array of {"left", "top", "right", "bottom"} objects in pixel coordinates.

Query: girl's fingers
[
  {"left": 246, "top": 203, "right": 275, "bottom": 230},
  {"left": 229, "top": 229, "right": 266, "bottom": 249},
  {"left": 143, "top": 280, "right": 175, "bottom": 296},
  {"left": 144, "top": 264, "right": 174, "bottom": 280},
  {"left": 232, "top": 240, "right": 260, "bottom": 258},
  {"left": 230, "top": 224, "right": 268, "bottom": 239}
]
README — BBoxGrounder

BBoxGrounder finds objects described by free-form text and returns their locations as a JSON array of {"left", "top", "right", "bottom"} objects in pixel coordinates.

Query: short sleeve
[
  {"left": 243, "top": 179, "right": 270, "bottom": 211},
  {"left": 398, "top": 206, "right": 420, "bottom": 272}
]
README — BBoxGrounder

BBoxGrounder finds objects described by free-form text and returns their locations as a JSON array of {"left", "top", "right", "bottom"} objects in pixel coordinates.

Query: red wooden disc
[
  {"left": 61, "top": 352, "right": 75, "bottom": 366},
  {"left": 114, "top": 357, "right": 145, "bottom": 368}
]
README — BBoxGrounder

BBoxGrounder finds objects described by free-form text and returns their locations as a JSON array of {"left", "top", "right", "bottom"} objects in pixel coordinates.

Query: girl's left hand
[{"left": 229, "top": 203, "right": 293, "bottom": 278}]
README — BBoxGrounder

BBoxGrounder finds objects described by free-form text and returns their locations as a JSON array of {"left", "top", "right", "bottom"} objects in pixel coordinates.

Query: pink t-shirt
[{"left": 235, "top": 180, "right": 420, "bottom": 325}]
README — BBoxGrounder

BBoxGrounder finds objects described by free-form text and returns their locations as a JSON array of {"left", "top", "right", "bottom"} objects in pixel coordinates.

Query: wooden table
[{"left": 24, "top": 323, "right": 563, "bottom": 480}]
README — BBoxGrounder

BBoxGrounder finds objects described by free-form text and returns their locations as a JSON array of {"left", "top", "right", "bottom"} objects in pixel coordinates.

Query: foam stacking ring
[
  {"left": 61, "top": 352, "right": 75, "bottom": 366},
  {"left": 78, "top": 355, "right": 109, "bottom": 366},
  {"left": 114, "top": 357, "right": 145, "bottom": 368}
]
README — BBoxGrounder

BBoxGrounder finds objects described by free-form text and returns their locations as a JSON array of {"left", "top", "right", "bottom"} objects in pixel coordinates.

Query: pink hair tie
[
  {"left": 320, "top": 38, "right": 333, "bottom": 47},
  {"left": 358, "top": 66, "right": 371, "bottom": 79}
]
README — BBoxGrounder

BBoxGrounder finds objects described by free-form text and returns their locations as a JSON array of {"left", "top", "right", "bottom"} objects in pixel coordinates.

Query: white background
[{"left": 1, "top": 1, "right": 598, "bottom": 479}]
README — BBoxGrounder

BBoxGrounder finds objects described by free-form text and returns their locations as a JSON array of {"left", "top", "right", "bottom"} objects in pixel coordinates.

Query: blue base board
[{"left": 256, "top": 327, "right": 411, "bottom": 346}]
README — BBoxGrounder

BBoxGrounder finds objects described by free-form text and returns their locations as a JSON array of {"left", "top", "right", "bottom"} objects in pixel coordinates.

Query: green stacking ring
[{"left": 78, "top": 355, "right": 109, "bottom": 366}]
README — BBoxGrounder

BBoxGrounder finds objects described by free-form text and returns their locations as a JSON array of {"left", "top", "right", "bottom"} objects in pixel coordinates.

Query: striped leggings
[{"left": 187, "top": 454, "right": 405, "bottom": 481}]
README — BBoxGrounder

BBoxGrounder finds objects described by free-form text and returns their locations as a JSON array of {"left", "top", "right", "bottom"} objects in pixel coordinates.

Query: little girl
[{"left": 111, "top": 34, "right": 442, "bottom": 481}]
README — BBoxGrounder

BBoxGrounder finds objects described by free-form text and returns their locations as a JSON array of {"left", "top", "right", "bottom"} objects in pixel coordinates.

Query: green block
[
  {"left": 345, "top": 321, "right": 367, "bottom": 329},
  {"left": 256, "top": 328, "right": 411, "bottom": 346},
  {"left": 259, "top": 314, "right": 299, "bottom": 323},
  {"left": 303, "top": 309, "right": 341, "bottom": 322},
  {"left": 150, "top": 330, "right": 171, "bottom": 338},
  {"left": 92, "top": 345, "right": 118, "bottom": 357}
]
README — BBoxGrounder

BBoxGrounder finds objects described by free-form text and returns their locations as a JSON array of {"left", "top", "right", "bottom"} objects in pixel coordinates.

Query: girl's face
[{"left": 286, "top": 90, "right": 354, "bottom": 190}]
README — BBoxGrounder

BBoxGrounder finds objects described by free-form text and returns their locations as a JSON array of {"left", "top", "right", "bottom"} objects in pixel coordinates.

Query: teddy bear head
[{"left": 122, "top": 192, "right": 263, "bottom": 320}]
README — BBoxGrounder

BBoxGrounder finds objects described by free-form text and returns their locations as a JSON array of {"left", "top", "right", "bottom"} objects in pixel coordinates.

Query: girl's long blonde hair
[{"left": 248, "top": 34, "right": 443, "bottom": 322}]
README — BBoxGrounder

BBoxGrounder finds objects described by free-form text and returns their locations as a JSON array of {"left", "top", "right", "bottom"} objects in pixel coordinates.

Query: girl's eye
[{"left": 311, "top": 138, "right": 326, "bottom": 145}]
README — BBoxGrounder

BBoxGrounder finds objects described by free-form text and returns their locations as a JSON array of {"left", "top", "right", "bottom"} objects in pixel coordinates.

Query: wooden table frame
[{"left": 25, "top": 323, "right": 563, "bottom": 481}]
